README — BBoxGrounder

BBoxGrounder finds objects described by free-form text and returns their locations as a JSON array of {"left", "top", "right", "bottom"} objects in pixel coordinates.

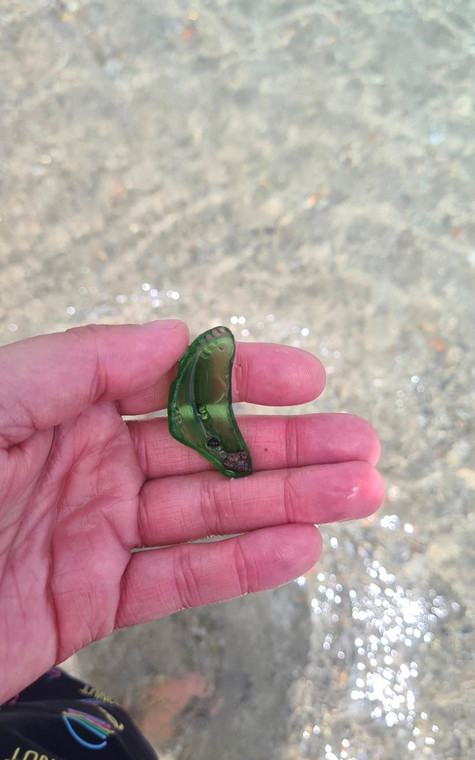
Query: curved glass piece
[{"left": 167, "top": 326, "right": 253, "bottom": 478}]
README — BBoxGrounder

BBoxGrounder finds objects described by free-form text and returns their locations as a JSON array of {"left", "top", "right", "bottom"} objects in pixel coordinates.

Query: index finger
[
  {"left": 0, "top": 320, "right": 189, "bottom": 448},
  {"left": 119, "top": 342, "right": 326, "bottom": 415}
]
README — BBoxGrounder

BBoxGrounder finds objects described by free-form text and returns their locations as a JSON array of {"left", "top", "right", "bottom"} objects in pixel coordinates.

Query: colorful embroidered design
[{"left": 62, "top": 706, "right": 123, "bottom": 750}]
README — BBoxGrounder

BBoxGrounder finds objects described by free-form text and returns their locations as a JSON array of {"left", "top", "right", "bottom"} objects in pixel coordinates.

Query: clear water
[{"left": 1, "top": 1, "right": 474, "bottom": 758}]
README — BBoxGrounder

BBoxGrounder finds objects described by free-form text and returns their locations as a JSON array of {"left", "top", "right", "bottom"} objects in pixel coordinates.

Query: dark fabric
[{"left": 0, "top": 668, "right": 158, "bottom": 759}]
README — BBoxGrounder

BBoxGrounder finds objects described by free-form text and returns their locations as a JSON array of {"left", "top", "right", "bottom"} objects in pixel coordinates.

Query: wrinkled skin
[{"left": 0, "top": 320, "right": 384, "bottom": 702}]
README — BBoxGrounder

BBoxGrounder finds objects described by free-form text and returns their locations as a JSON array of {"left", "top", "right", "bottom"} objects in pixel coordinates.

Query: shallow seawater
[{"left": 1, "top": 1, "right": 474, "bottom": 758}]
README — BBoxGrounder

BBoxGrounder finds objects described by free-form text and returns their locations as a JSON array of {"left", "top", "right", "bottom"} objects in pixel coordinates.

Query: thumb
[{"left": 0, "top": 320, "right": 189, "bottom": 447}]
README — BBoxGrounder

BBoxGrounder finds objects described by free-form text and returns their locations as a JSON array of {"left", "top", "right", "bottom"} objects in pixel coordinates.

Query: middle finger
[
  {"left": 136, "top": 460, "right": 384, "bottom": 547},
  {"left": 128, "top": 412, "right": 381, "bottom": 479}
]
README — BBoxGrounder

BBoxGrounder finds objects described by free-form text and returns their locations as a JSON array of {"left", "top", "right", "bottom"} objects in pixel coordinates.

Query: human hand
[{"left": 0, "top": 320, "right": 383, "bottom": 702}]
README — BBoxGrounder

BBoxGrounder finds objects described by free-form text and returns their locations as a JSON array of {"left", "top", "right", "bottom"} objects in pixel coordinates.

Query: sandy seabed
[{"left": 1, "top": 1, "right": 474, "bottom": 758}]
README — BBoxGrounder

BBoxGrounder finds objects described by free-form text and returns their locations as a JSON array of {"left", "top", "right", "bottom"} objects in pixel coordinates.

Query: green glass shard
[{"left": 168, "top": 326, "right": 253, "bottom": 478}]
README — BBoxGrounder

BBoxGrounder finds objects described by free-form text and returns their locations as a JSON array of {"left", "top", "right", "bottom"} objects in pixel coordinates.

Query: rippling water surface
[{"left": 1, "top": 1, "right": 474, "bottom": 758}]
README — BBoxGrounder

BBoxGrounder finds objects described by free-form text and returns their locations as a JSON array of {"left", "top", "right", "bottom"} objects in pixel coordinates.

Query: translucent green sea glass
[{"left": 167, "top": 326, "right": 252, "bottom": 478}]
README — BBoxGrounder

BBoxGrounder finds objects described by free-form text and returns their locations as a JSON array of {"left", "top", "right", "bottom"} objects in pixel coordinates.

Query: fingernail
[{"left": 141, "top": 319, "right": 185, "bottom": 331}]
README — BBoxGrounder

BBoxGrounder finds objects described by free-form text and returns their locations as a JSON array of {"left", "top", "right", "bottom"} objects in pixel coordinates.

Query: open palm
[{"left": 0, "top": 320, "right": 383, "bottom": 703}]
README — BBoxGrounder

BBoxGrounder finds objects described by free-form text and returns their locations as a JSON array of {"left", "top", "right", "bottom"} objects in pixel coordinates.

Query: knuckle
[
  {"left": 233, "top": 540, "right": 252, "bottom": 595},
  {"left": 136, "top": 488, "right": 152, "bottom": 545},
  {"left": 284, "top": 415, "right": 299, "bottom": 468},
  {"left": 173, "top": 551, "right": 203, "bottom": 609},
  {"left": 65, "top": 325, "right": 107, "bottom": 401},
  {"left": 200, "top": 478, "right": 223, "bottom": 537},
  {"left": 282, "top": 469, "right": 299, "bottom": 524},
  {"left": 129, "top": 421, "right": 150, "bottom": 477},
  {"left": 200, "top": 473, "right": 231, "bottom": 536}
]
